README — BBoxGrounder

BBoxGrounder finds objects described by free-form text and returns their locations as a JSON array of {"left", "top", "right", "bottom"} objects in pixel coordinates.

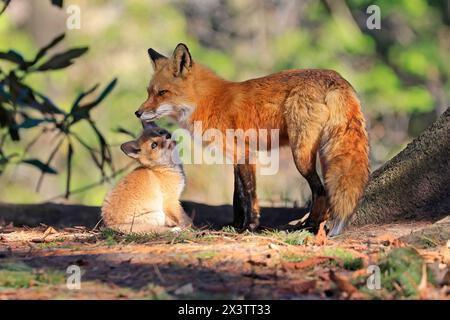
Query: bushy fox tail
[{"left": 320, "top": 89, "right": 369, "bottom": 236}]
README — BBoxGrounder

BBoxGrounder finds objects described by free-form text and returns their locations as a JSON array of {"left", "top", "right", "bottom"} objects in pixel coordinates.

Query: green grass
[
  {"left": 280, "top": 252, "right": 307, "bottom": 263},
  {"left": 100, "top": 228, "right": 199, "bottom": 245},
  {"left": 102, "top": 228, "right": 119, "bottom": 246},
  {"left": 220, "top": 226, "right": 238, "bottom": 233},
  {"left": 141, "top": 284, "right": 173, "bottom": 300},
  {"left": 280, "top": 248, "right": 364, "bottom": 271},
  {"left": 193, "top": 251, "right": 219, "bottom": 260},
  {"left": 35, "top": 239, "right": 71, "bottom": 249},
  {"left": 351, "top": 247, "right": 437, "bottom": 299},
  {"left": 417, "top": 236, "right": 439, "bottom": 248},
  {"left": 379, "top": 247, "right": 434, "bottom": 298},
  {"left": 263, "top": 229, "right": 313, "bottom": 245},
  {"left": 0, "top": 262, "right": 65, "bottom": 289},
  {"left": 320, "top": 247, "right": 364, "bottom": 270}
]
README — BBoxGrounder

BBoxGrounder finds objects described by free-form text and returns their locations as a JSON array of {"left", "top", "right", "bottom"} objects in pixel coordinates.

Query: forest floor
[{"left": 0, "top": 220, "right": 449, "bottom": 300}]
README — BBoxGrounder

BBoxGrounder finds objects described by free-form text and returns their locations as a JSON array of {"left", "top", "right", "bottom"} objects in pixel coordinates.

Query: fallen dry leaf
[
  {"left": 314, "top": 221, "right": 327, "bottom": 246},
  {"left": 44, "top": 227, "right": 58, "bottom": 237},
  {"left": 329, "top": 270, "right": 363, "bottom": 299},
  {"left": 376, "top": 233, "right": 407, "bottom": 247},
  {"left": 282, "top": 256, "right": 332, "bottom": 270},
  {"left": 418, "top": 263, "right": 429, "bottom": 299},
  {"left": 268, "top": 243, "right": 280, "bottom": 251},
  {"left": 43, "top": 226, "right": 58, "bottom": 237},
  {"left": 351, "top": 269, "right": 368, "bottom": 279}
]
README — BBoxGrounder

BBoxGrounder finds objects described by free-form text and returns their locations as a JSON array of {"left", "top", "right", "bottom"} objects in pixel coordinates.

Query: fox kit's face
[
  {"left": 135, "top": 44, "right": 196, "bottom": 125},
  {"left": 120, "top": 127, "right": 176, "bottom": 167}
]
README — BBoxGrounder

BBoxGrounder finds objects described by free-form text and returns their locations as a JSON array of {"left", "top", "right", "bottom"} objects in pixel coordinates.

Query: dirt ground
[{"left": 0, "top": 220, "right": 449, "bottom": 300}]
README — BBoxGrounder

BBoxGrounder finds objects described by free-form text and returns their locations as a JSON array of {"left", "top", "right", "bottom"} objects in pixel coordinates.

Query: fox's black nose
[{"left": 134, "top": 110, "right": 142, "bottom": 118}]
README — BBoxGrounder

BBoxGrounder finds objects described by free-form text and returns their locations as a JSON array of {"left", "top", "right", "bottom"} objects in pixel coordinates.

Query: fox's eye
[
  {"left": 151, "top": 142, "right": 158, "bottom": 149},
  {"left": 158, "top": 90, "right": 168, "bottom": 96}
]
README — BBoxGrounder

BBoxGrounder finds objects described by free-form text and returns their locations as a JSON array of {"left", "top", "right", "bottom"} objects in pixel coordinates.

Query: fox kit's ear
[
  {"left": 148, "top": 48, "right": 167, "bottom": 70},
  {"left": 171, "top": 43, "right": 192, "bottom": 77},
  {"left": 120, "top": 141, "right": 140, "bottom": 159}
]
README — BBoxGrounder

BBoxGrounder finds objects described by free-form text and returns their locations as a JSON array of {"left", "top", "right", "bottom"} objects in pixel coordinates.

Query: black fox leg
[
  {"left": 232, "top": 166, "right": 245, "bottom": 228},
  {"left": 291, "top": 157, "right": 329, "bottom": 233},
  {"left": 303, "top": 171, "right": 328, "bottom": 232},
  {"left": 286, "top": 102, "right": 330, "bottom": 233},
  {"left": 233, "top": 164, "right": 260, "bottom": 231}
]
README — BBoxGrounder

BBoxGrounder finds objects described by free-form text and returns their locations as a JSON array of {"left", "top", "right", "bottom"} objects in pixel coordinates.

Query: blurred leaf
[
  {"left": 22, "top": 159, "right": 57, "bottom": 174},
  {"left": 0, "top": 156, "right": 6, "bottom": 174},
  {"left": 30, "top": 33, "right": 65, "bottom": 67},
  {"left": 35, "top": 136, "right": 64, "bottom": 191},
  {"left": 17, "top": 118, "right": 45, "bottom": 129},
  {"left": 8, "top": 124, "right": 19, "bottom": 141},
  {"left": 0, "top": 103, "right": 19, "bottom": 140},
  {"left": 81, "top": 78, "right": 117, "bottom": 108},
  {"left": 70, "top": 83, "right": 99, "bottom": 113},
  {"left": 6, "top": 72, "right": 64, "bottom": 114},
  {"left": 0, "top": 81, "right": 11, "bottom": 103},
  {"left": 71, "top": 78, "right": 117, "bottom": 123},
  {"left": 51, "top": 0, "right": 63, "bottom": 8},
  {"left": 65, "top": 142, "right": 73, "bottom": 198},
  {"left": 0, "top": 103, "right": 9, "bottom": 127},
  {"left": 89, "top": 120, "right": 113, "bottom": 172},
  {"left": 0, "top": 112, "right": 17, "bottom": 145},
  {"left": 0, "top": 0, "right": 11, "bottom": 15},
  {"left": 36, "top": 47, "right": 88, "bottom": 71},
  {"left": 115, "top": 127, "right": 136, "bottom": 139},
  {"left": 0, "top": 50, "right": 26, "bottom": 68},
  {"left": 70, "top": 131, "right": 103, "bottom": 169},
  {"left": 34, "top": 92, "right": 65, "bottom": 115}
]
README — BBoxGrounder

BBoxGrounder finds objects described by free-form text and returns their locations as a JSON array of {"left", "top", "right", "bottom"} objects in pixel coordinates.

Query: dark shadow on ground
[
  {"left": 9, "top": 250, "right": 314, "bottom": 299},
  {"left": 0, "top": 201, "right": 309, "bottom": 230}
]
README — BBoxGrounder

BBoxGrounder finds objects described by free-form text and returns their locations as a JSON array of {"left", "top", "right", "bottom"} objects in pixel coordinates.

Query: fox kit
[
  {"left": 135, "top": 43, "right": 369, "bottom": 236},
  {"left": 101, "top": 126, "right": 192, "bottom": 233}
]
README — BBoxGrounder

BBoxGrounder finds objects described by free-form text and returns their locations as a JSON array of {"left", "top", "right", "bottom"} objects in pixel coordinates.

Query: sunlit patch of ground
[{"left": 0, "top": 221, "right": 449, "bottom": 300}]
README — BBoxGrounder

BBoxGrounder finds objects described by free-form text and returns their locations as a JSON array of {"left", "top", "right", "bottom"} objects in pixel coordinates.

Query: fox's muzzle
[{"left": 140, "top": 111, "right": 159, "bottom": 122}]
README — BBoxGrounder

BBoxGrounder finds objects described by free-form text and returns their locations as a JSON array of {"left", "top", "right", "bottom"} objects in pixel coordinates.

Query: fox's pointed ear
[
  {"left": 148, "top": 48, "right": 167, "bottom": 70},
  {"left": 120, "top": 141, "right": 140, "bottom": 159},
  {"left": 171, "top": 43, "right": 192, "bottom": 77}
]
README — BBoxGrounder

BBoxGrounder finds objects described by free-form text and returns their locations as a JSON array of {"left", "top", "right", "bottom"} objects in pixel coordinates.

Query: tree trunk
[{"left": 352, "top": 107, "right": 450, "bottom": 226}]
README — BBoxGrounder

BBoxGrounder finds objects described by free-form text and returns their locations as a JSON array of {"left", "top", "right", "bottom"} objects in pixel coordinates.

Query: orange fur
[
  {"left": 138, "top": 44, "right": 369, "bottom": 235},
  {"left": 101, "top": 129, "right": 191, "bottom": 233}
]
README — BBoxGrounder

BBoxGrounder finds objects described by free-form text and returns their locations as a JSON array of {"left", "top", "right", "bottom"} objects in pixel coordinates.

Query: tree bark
[{"left": 352, "top": 107, "right": 450, "bottom": 226}]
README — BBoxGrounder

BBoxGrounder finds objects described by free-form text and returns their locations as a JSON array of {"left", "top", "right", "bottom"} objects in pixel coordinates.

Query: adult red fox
[{"left": 135, "top": 43, "right": 369, "bottom": 236}]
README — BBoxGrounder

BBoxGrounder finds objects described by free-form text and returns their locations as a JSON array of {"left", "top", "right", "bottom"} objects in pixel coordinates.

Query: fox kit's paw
[
  {"left": 180, "top": 216, "right": 193, "bottom": 228},
  {"left": 169, "top": 227, "right": 182, "bottom": 233}
]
